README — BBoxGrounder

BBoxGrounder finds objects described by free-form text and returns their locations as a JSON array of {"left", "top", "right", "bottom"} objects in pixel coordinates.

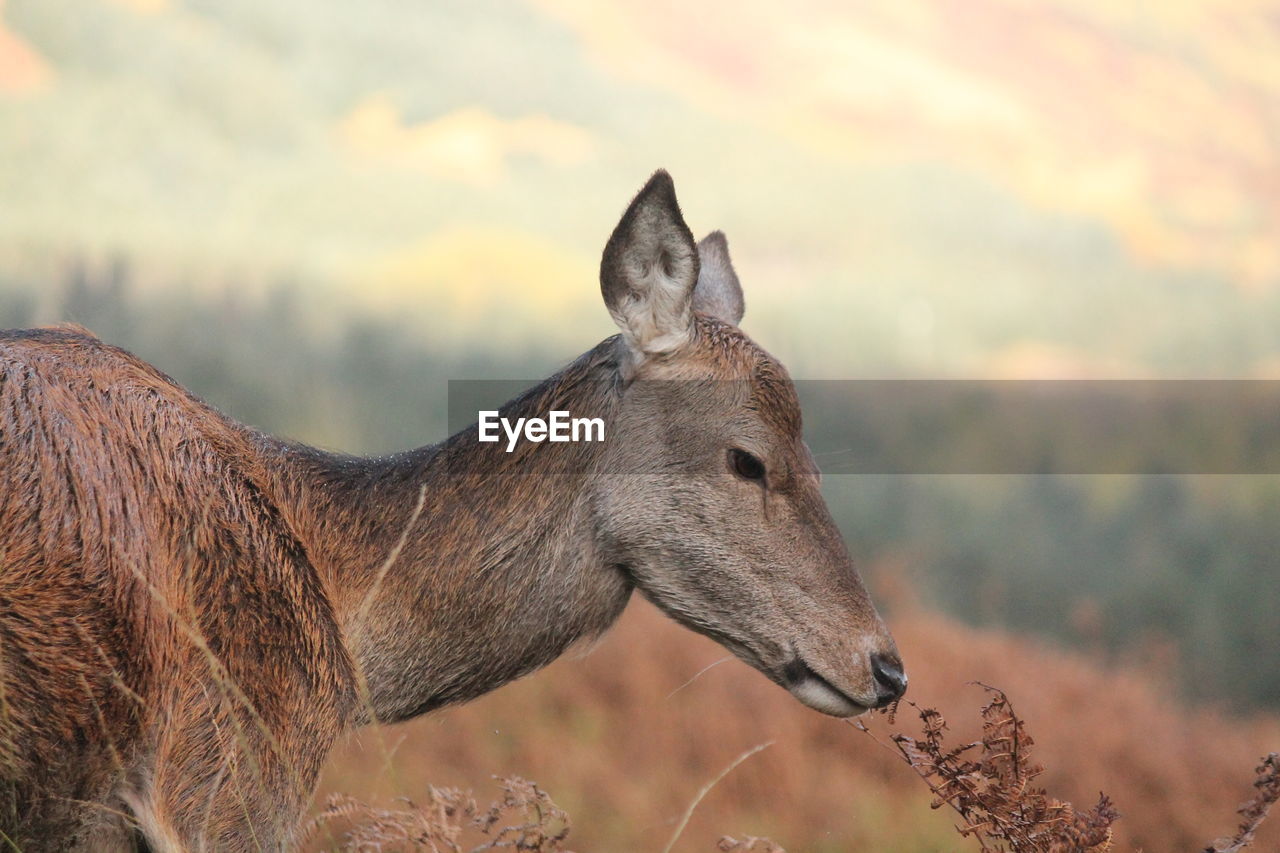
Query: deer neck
[{"left": 268, "top": 340, "right": 633, "bottom": 724}]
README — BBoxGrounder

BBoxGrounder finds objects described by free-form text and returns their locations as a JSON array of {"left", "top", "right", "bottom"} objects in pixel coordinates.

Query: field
[{"left": 308, "top": 587, "right": 1280, "bottom": 852}]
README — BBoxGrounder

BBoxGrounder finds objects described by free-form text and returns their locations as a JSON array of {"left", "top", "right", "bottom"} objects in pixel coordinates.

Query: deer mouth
[{"left": 781, "top": 657, "right": 869, "bottom": 718}]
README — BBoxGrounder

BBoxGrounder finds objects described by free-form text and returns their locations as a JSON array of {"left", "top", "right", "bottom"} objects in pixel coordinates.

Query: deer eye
[{"left": 729, "top": 449, "right": 766, "bottom": 482}]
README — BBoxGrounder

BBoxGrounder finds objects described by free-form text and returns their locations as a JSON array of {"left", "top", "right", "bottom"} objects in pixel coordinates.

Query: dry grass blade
[
  {"left": 661, "top": 741, "right": 773, "bottom": 853},
  {"left": 1204, "top": 752, "right": 1280, "bottom": 853},
  {"left": 716, "top": 836, "right": 785, "bottom": 852}
]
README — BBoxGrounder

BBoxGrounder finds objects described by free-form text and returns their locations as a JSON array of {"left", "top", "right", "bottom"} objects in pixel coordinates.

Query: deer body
[
  {"left": 0, "top": 173, "right": 904, "bottom": 851},
  {"left": 0, "top": 327, "right": 359, "bottom": 850}
]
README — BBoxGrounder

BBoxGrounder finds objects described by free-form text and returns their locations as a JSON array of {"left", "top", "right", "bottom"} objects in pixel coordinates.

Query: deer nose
[{"left": 869, "top": 652, "right": 907, "bottom": 707}]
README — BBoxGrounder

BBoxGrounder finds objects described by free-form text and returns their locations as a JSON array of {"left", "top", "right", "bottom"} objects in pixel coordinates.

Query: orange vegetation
[
  {"left": 0, "top": 7, "right": 51, "bottom": 95},
  {"left": 312, "top": 576, "right": 1279, "bottom": 851}
]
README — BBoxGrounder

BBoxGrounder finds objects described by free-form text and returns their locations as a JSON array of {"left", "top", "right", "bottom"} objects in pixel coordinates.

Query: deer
[{"left": 0, "top": 171, "right": 906, "bottom": 851}]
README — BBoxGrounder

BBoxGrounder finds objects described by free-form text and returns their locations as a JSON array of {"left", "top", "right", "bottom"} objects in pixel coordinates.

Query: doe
[{"left": 0, "top": 171, "right": 904, "bottom": 851}]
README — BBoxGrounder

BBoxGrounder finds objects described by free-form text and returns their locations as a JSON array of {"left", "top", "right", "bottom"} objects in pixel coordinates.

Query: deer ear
[
  {"left": 693, "top": 231, "right": 744, "bottom": 325},
  {"left": 600, "top": 170, "right": 700, "bottom": 356}
]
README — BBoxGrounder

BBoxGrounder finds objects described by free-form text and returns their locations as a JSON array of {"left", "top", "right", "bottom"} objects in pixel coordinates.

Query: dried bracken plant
[
  {"left": 1204, "top": 752, "right": 1280, "bottom": 853},
  {"left": 303, "top": 776, "right": 571, "bottom": 853},
  {"left": 855, "top": 684, "right": 1119, "bottom": 853},
  {"left": 472, "top": 776, "right": 572, "bottom": 851},
  {"left": 304, "top": 787, "right": 478, "bottom": 853}
]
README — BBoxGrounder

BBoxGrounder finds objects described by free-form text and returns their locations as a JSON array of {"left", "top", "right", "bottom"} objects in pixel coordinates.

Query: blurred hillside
[{"left": 3, "top": 0, "right": 1280, "bottom": 375}]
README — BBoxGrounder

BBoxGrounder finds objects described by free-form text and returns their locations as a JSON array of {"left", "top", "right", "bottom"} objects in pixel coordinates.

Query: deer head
[{"left": 592, "top": 171, "right": 906, "bottom": 717}]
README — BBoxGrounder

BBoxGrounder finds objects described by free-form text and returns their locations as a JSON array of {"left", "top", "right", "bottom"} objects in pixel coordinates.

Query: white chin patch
[{"left": 789, "top": 677, "right": 868, "bottom": 718}]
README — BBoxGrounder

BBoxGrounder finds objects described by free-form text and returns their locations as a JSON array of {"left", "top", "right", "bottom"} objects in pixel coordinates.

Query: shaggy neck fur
[{"left": 263, "top": 338, "right": 634, "bottom": 724}]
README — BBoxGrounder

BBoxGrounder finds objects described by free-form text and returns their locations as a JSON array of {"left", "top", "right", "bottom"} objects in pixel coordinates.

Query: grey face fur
[{"left": 595, "top": 171, "right": 905, "bottom": 716}]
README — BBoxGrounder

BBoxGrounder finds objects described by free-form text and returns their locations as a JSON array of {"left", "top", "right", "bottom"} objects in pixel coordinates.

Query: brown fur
[
  {"left": 0, "top": 172, "right": 901, "bottom": 850},
  {"left": 0, "top": 326, "right": 357, "bottom": 850}
]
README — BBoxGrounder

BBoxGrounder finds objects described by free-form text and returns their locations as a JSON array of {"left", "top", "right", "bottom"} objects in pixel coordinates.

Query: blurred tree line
[
  {"left": 830, "top": 474, "right": 1280, "bottom": 710},
  {"left": 1, "top": 262, "right": 1276, "bottom": 712}
]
